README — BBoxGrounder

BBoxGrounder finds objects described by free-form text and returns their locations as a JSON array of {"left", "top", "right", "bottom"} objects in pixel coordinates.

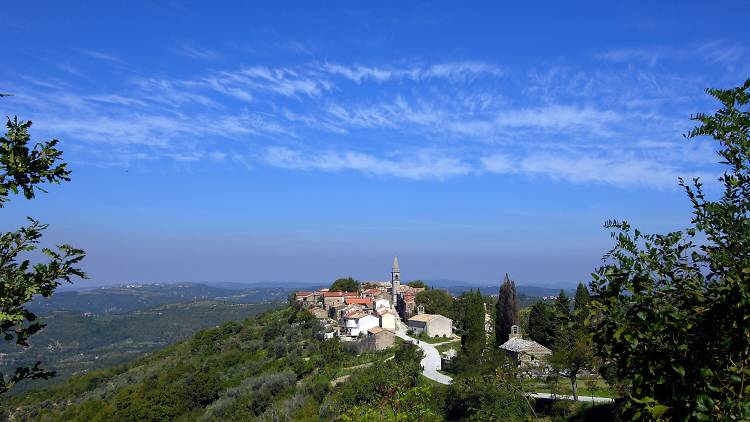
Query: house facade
[
  {"left": 377, "top": 308, "right": 398, "bottom": 330},
  {"left": 407, "top": 314, "right": 453, "bottom": 338},
  {"left": 343, "top": 311, "right": 379, "bottom": 337},
  {"left": 356, "top": 327, "right": 395, "bottom": 352},
  {"left": 499, "top": 325, "right": 552, "bottom": 368}
]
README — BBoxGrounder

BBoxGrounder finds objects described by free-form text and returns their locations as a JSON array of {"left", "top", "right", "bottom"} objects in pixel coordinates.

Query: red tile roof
[
  {"left": 343, "top": 310, "right": 367, "bottom": 319},
  {"left": 322, "top": 291, "right": 358, "bottom": 297},
  {"left": 295, "top": 291, "right": 314, "bottom": 297},
  {"left": 362, "top": 288, "right": 383, "bottom": 295},
  {"left": 345, "top": 298, "right": 373, "bottom": 305}
]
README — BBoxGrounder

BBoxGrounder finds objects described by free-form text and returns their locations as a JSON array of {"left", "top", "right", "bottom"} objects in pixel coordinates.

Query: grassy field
[
  {"left": 412, "top": 333, "right": 459, "bottom": 344},
  {"left": 522, "top": 376, "right": 617, "bottom": 399},
  {"left": 435, "top": 339, "right": 461, "bottom": 353}
]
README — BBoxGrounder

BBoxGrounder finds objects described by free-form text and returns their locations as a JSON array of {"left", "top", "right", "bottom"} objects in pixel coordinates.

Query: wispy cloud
[
  {"left": 177, "top": 45, "right": 221, "bottom": 60},
  {"left": 596, "top": 40, "right": 748, "bottom": 69},
  {"left": 319, "top": 61, "right": 505, "bottom": 83},
  {"left": 482, "top": 152, "right": 684, "bottom": 188},
  {"left": 264, "top": 146, "right": 472, "bottom": 180},
  {"left": 0, "top": 54, "right": 727, "bottom": 188},
  {"left": 80, "top": 49, "right": 123, "bottom": 64}
]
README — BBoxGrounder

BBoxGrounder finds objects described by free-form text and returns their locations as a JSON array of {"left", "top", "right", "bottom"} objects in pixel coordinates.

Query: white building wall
[
  {"left": 380, "top": 312, "right": 396, "bottom": 330},
  {"left": 374, "top": 298, "right": 390, "bottom": 310},
  {"left": 349, "top": 315, "right": 379, "bottom": 337}
]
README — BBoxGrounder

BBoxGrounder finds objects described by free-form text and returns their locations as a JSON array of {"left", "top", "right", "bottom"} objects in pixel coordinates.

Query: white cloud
[
  {"left": 481, "top": 151, "right": 692, "bottom": 188},
  {"left": 480, "top": 154, "right": 513, "bottom": 173},
  {"left": 1, "top": 55, "right": 725, "bottom": 188},
  {"left": 596, "top": 41, "right": 748, "bottom": 68},
  {"left": 319, "top": 61, "right": 504, "bottom": 83},
  {"left": 263, "top": 147, "right": 472, "bottom": 180},
  {"left": 80, "top": 49, "right": 123, "bottom": 64},
  {"left": 177, "top": 45, "right": 221, "bottom": 60}
]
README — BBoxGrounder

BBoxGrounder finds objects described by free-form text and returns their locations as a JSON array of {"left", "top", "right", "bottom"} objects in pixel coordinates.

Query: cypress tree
[
  {"left": 495, "top": 273, "right": 519, "bottom": 345},
  {"left": 573, "top": 282, "right": 590, "bottom": 324},
  {"left": 460, "top": 289, "right": 486, "bottom": 361},
  {"left": 553, "top": 289, "right": 571, "bottom": 338}
]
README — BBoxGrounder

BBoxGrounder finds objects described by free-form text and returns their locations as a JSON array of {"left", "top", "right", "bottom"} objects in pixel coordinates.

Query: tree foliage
[
  {"left": 333, "top": 343, "right": 439, "bottom": 421},
  {"left": 457, "top": 290, "right": 486, "bottom": 368},
  {"left": 573, "top": 282, "right": 590, "bottom": 325},
  {"left": 445, "top": 369, "right": 530, "bottom": 421},
  {"left": 415, "top": 288, "right": 454, "bottom": 318},
  {"left": 527, "top": 301, "right": 555, "bottom": 349},
  {"left": 495, "top": 273, "right": 519, "bottom": 345},
  {"left": 406, "top": 280, "right": 426, "bottom": 288},
  {"left": 589, "top": 78, "right": 750, "bottom": 420},
  {"left": 551, "top": 285, "right": 592, "bottom": 402},
  {"left": 0, "top": 116, "right": 86, "bottom": 394},
  {"left": 329, "top": 277, "right": 358, "bottom": 292}
]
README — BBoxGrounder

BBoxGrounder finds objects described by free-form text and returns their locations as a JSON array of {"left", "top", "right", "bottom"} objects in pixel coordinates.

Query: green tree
[
  {"left": 458, "top": 290, "right": 486, "bottom": 366},
  {"left": 329, "top": 276, "right": 358, "bottom": 292},
  {"left": 495, "top": 273, "right": 519, "bottom": 345},
  {"left": 445, "top": 369, "right": 530, "bottom": 421},
  {"left": 553, "top": 289, "right": 570, "bottom": 331},
  {"left": 0, "top": 116, "right": 86, "bottom": 394},
  {"left": 573, "top": 282, "right": 590, "bottom": 324},
  {"left": 589, "top": 79, "right": 750, "bottom": 420},
  {"left": 550, "top": 286, "right": 591, "bottom": 401},
  {"left": 527, "top": 301, "right": 555, "bottom": 348},
  {"left": 415, "top": 288, "right": 454, "bottom": 318},
  {"left": 550, "top": 326, "right": 591, "bottom": 402},
  {"left": 406, "top": 280, "right": 426, "bottom": 288}
]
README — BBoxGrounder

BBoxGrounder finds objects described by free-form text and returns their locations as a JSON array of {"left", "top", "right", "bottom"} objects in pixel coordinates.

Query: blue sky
[{"left": 2, "top": 1, "right": 749, "bottom": 287}]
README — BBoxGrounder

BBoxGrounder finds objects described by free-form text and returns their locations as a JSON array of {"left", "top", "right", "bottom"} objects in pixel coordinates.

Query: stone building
[
  {"left": 356, "top": 327, "right": 395, "bottom": 352},
  {"left": 343, "top": 311, "right": 379, "bottom": 337},
  {"left": 307, "top": 307, "right": 329, "bottom": 320},
  {"left": 407, "top": 313, "right": 453, "bottom": 338},
  {"left": 377, "top": 307, "right": 398, "bottom": 330},
  {"left": 294, "top": 291, "right": 316, "bottom": 307},
  {"left": 322, "top": 291, "right": 358, "bottom": 309},
  {"left": 397, "top": 293, "right": 417, "bottom": 319},
  {"left": 499, "top": 325, "right": 552, "bottom": 368}
]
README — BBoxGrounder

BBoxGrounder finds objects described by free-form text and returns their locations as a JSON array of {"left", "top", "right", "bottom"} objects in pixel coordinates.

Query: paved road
[
  {"left": 394, "top": 330, "right": 454, "bottom": 385},
  {"left": 528, "top": 392, "right": 614, "bottom": 403},
  {"left": 393, "top": 329, "right": 614, "bottom": 404}
]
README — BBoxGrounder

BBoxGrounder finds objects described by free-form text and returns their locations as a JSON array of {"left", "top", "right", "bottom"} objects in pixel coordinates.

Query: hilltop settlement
[{"left": 294, "top": 257, "right": 551, "bottom": 371}]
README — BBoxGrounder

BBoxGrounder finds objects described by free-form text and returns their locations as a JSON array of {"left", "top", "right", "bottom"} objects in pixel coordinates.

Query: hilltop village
[
  {"left": 294, "top": 257, "right": 551, "bottom": 371},
  {"left": 294, "top": 257, "right": 453, "bottom": 352}
]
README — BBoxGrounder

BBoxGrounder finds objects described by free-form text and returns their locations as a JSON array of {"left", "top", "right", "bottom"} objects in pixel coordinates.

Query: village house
[
  {"left": 377, "top": 307, "right": 398, "bottom": 330},
  {"left": 499, "top": 325, "right": 552, "bottom": 369},
  {"left": 322, "top": 291, "right": 358, "bottom": 309},
  {"left": 361, "top": 287, "right": 385, "bottom": 297},
  {"left": 294, "top": 291, "right": 317, "bottom": 307},
  {"left": 407, "top": 312, "right": 453, "bottom": 338},
  {"left": 343, "top": 310, "right": 379, "bottom": 337},
  {"left": 397, "top": 292, "right": 417, "bottom": 319},
  {"left": 335, "top": 303, "right": 364, "bottom": 319},
  {"left": 373, "top": 298, "right": 390, "bottom": 310},
  {"left": 307, "top": 307, "right": 329, "bottom": 320},
  {"left": 344, "top": 297, "right": 374, "bottom": 311},
  {"left": 356, "top": 327, "right": 395, "bottom": 352}
]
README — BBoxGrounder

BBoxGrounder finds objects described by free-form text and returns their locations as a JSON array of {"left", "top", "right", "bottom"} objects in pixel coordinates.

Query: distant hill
[
  {"left": 28, "top": 283, "right": 295, "bottom": 315},
  {"left": 423, "top": 280, "right": 567, "bottom": 297},
  {"left": 1, "top": 300, "right": 279, "bottom": 395}
]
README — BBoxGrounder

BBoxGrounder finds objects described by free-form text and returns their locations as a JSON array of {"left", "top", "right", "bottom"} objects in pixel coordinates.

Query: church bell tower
[{"left": 391, "top": 256, "right": 400, "bottom": 307}]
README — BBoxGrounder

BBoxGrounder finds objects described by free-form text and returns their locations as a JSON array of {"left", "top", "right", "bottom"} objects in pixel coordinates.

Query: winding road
[
  {"left": 394, "top": 329, "right": 454, "bottom": 384},
  {"left": 392, "top": 328, "right": 614, "bottom": 404}
]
